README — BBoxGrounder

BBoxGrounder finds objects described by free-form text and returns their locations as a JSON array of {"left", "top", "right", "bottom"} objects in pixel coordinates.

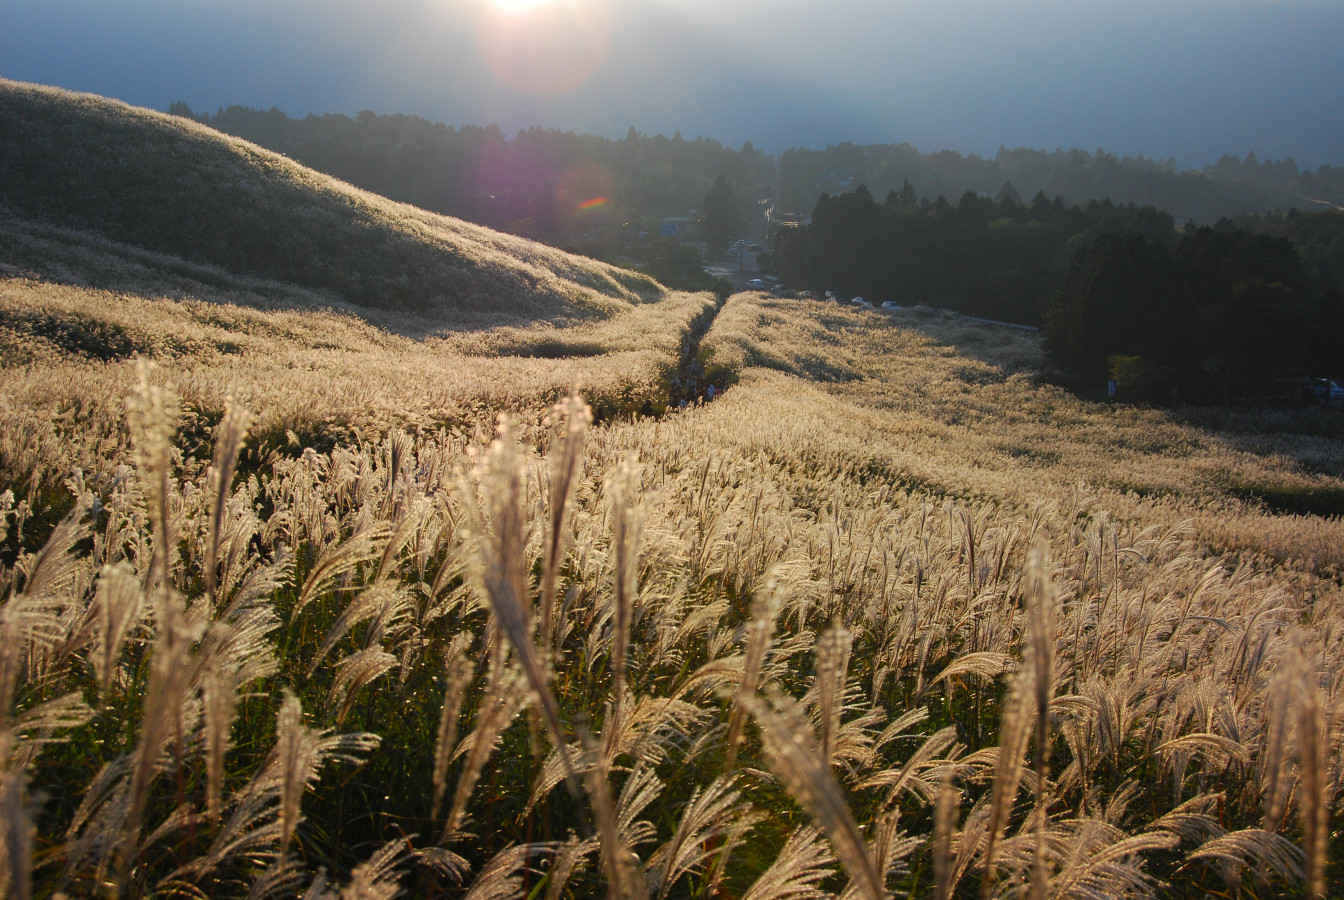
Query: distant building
[
  {"left": 816, "top": 168, "right": 856, "bottom": 191},
  {"left": 660, "top": 217, "right": 695, "bottom": 242}
]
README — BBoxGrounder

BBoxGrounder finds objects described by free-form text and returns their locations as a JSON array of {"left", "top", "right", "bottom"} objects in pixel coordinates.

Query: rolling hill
[{"left": 0, "top": 79, "right": 659, "bottom": 327}]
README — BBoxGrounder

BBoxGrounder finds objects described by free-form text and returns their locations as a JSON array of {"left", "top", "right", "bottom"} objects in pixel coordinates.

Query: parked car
[
  {"left": 850, "top": 297, "right": 873, "bottom": 308},
  {"left": 747, "top": 278, "right": 766, "bottom": 289},
  {"left": 880, "top": 300, "right": 900, "bottom": 309},
  {"left": 1310, "top": 379, "right": 1344, "bottom": 407}
]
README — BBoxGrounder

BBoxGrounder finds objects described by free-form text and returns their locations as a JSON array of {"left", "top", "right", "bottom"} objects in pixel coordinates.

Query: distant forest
[
  {"left": 171, "top": 103, "right": 1344, "bottom": 248},
  {"left": 780, "top": 143, "right": 1344, "bottom": 225},
  {"left": 774, "top": 185, "right": 1344, "bottom": 322},
  {"left": 774, "top": 184, "right": 1344, "bottom": 396},
  {"left": 169, "top": 102, "right": 775, "bottom": 255}
]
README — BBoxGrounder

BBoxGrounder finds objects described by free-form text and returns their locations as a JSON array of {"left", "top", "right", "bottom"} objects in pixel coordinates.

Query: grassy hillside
[
  {"left": 1, "top": 84, "right": 1342, "bottom": 900},
  {"left": 0, "top": 80, "right": 658, "bottom": 323}
]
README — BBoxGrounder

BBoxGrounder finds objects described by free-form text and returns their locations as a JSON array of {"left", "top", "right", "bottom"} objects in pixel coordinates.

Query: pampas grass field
[{"left": 2, "top": 82, "right": 1342, "bottom": 898}]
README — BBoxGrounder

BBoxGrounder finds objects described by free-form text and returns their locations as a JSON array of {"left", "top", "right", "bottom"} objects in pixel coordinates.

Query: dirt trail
[{"left": 667, "top": 293, "right": 727, "bottom": 409}]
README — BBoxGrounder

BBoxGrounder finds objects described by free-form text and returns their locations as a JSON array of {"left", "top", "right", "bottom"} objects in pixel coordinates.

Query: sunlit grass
[{"left": 1, "top": 84, "right": 1341, "bottom": 900}]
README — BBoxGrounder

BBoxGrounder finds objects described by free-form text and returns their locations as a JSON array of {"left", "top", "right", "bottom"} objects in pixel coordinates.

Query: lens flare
[
  {"left": 555, "top": 163, "right": 616, "bottom": 232},
  {"left": 476, "top": 0, "right": 612, "bottom": 97}
]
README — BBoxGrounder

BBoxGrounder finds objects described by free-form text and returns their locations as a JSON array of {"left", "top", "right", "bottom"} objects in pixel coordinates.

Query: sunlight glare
[
  {"left": 489, "top": 0, "right": 553, "bottom": 11},
  {"left": 476, "top": 0, "right": 611, "bottom": 97}
]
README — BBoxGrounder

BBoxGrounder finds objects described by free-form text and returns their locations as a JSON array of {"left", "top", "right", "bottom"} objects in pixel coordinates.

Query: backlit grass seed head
[{"left": 744, "top": 688, "right": 887, "bottom": 900}]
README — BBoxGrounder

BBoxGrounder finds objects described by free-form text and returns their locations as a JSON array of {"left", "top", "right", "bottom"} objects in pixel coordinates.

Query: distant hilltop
[{"left": 0, "top": 80, "right": 662, "bottom": 325}]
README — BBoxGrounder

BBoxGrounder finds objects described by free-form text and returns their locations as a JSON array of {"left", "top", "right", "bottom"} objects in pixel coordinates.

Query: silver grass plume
[
  {"left": 432, "top": 634, "right": 476, "bottom": 821},
  {"left": 244, "top": 856, "right": 310, "bottom": 900},
  {"left": 165, "top": 696, "right": 377, "bottom": 888},
  {"left": 113, "top": 582, "right": 191, "bottom": 891},
  {"left": 814, "top": 621, "right": 853, "bottom": 770},
  {"left": 541, "top": 392, "right": 590, "bottom": 650},
  {"left": 608, "top": 452, "right": 643, "bottom": 744},
  {"left": 114, "top": 370, "right": 193, "bottom": 891},
  {"left": 858, "top": 725, "right": 958, "bottom": 810},
  {"left": 87, "top": 563, "right": 145, "bottom": 696},
  {"left": 276, "top": 690, "right": 306, "bottom": 862},
  {"left": 645, "top": 776, "right": 752, "bottom": 899},
  {"left": 293, "top": 522, "right": 392, "bottom": 619},
  {"left": 615, "top": 763, "right": 663, "bottom": 851},
  {"left": 205, "top": 398, "right": 250, "bottom": 612},
  {"left": 11, "top": 490, "right": 92, "bottom": 606},
  {"left": 1261, "top": 650, "right": 1296, "bottom": 833},
  {"left": 544, "top": 836, "right": 587, "bottom": 900},
  {"left": 327, "top": 647, "right": 398, "bottom": 726},
  {"left": 981, "top": 671, "right": 1033, "bottom": 898},
  {"left": 202, "top": 667, "right": 237, "bottom": 823},
  {"left": 0, "top": 733, "right": 33, "bottom": 900},
  {"left": 463, "top": 842, "right": 556, "bottom": 900},
  {"left": 308, "top": 580, "right": 412, "bottom": 676},
  {"left": 933, "top": 777, "right": 959, "bottom": 900},
  {"left": 579, "top": 736, "right": 646, "bottom": 900},
  {"left": 339, "top": 838, "right": 409, "bottom": 900},
  {"left": 1260, "top": 634, "right": 1333, "bottom": 898},
  {"left": 742, "top": 688, "right": 886, "bottom": 900},
  {"left": 464, "top": 419, "right": 582, "bottom": 801},
  {"left": 126, "top": 359, "right": 179, "bottom": 599},
  {"left": 443, "top": 657, "right": 530, "bottom": 841},
  {"left": 725, "top": 566, "right": 788, "bottom": 770},
  {"left": 4, "top": 494, "right": 96, "bottom": 752},
  {"left": 1296, "top": 650, "right": 1330, "bottom": 900},
  {"left": 741, "top": 825, "right": 837, "bottom": 900},
  {"left": 1023, "top": 542, "right": 1057, "bottom": 900},
  {"left": 852, "top": 811, "right": 920, "bottom": 897},
  {"left": 1186, "top": 827, "right": 1305, "bottom": 884}
]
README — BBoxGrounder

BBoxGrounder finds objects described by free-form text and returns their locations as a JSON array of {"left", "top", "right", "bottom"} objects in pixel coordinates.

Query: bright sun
[
  {"left": 489, "top": 0, "right": 555, "bottom": 11},
  {"left": 476, "top": 0, "right": 610, "bottom": 96}
]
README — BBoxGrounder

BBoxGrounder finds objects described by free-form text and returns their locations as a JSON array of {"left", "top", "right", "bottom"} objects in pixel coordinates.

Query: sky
[{"left": 3, "top": 0, "right": 1343, "bottom": 168}]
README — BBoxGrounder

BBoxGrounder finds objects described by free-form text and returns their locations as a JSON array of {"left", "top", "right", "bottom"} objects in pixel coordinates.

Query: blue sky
[{"left": 3, "top": 0, "right": 1342, "bottom": 167}]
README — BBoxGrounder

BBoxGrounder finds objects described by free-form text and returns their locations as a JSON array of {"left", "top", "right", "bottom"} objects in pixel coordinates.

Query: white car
[
  {"left": 850, "top": 297, "right": 873, "bottom": 308},
  {"left": 747, "top": 278, "right": 766, "bottom": 289},
  {"left": 881, "top": 300, "right": 900, "bottom": 309}
]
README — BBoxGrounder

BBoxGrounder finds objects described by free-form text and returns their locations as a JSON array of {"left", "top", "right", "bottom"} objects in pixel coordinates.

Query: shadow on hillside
[{"left": 0, "top": 216, "right": 600, "bottom": 340}]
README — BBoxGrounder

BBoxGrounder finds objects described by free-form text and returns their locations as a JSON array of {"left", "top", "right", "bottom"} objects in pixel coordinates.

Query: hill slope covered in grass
[
  {"left": 0, "top": 80, "right": 658, "bottom": 323},
  {"left": 5, "top": 290, "right": 1344, "bottom": 898},
  {"left": 1, "top": 83, "right": 1342, "bottom": 900}
]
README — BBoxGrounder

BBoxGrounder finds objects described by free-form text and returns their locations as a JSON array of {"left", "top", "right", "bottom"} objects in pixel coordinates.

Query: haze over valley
[{"left": 2, "top": 2, "right": 1344, "bottom": 896}]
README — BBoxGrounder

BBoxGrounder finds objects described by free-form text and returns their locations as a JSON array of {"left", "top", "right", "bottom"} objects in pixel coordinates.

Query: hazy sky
[{"left": 3, "top": 0, "right": 1342, "bottom": 167}]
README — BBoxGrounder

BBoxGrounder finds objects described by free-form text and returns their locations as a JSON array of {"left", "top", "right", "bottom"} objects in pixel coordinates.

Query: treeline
[
  {"left": 171, "top": 104, "right": 1344, "bottom": 260},
  {"left": 775, "top": 182, "right": 1344, "bottom": 399},
  {"left": 1045, "top": 225, "right": 1344, "bottom": 399},
  {"left": 168, "top": 102, "right": 774, "bottom": 251},
  {"left": 774, "top": 184, "right": 1177, "bottom": 325},
  {"left": 781, "top": 143, "right": 1344, "bottom": 225}
]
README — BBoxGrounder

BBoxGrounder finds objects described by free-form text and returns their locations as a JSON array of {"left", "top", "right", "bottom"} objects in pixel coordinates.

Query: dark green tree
[
  {"left": 1043, "top": 233, "right": 1180, "bottom": 391},
  {"left": 702, "top": 175, "right": 743, "bottom": 259}
]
